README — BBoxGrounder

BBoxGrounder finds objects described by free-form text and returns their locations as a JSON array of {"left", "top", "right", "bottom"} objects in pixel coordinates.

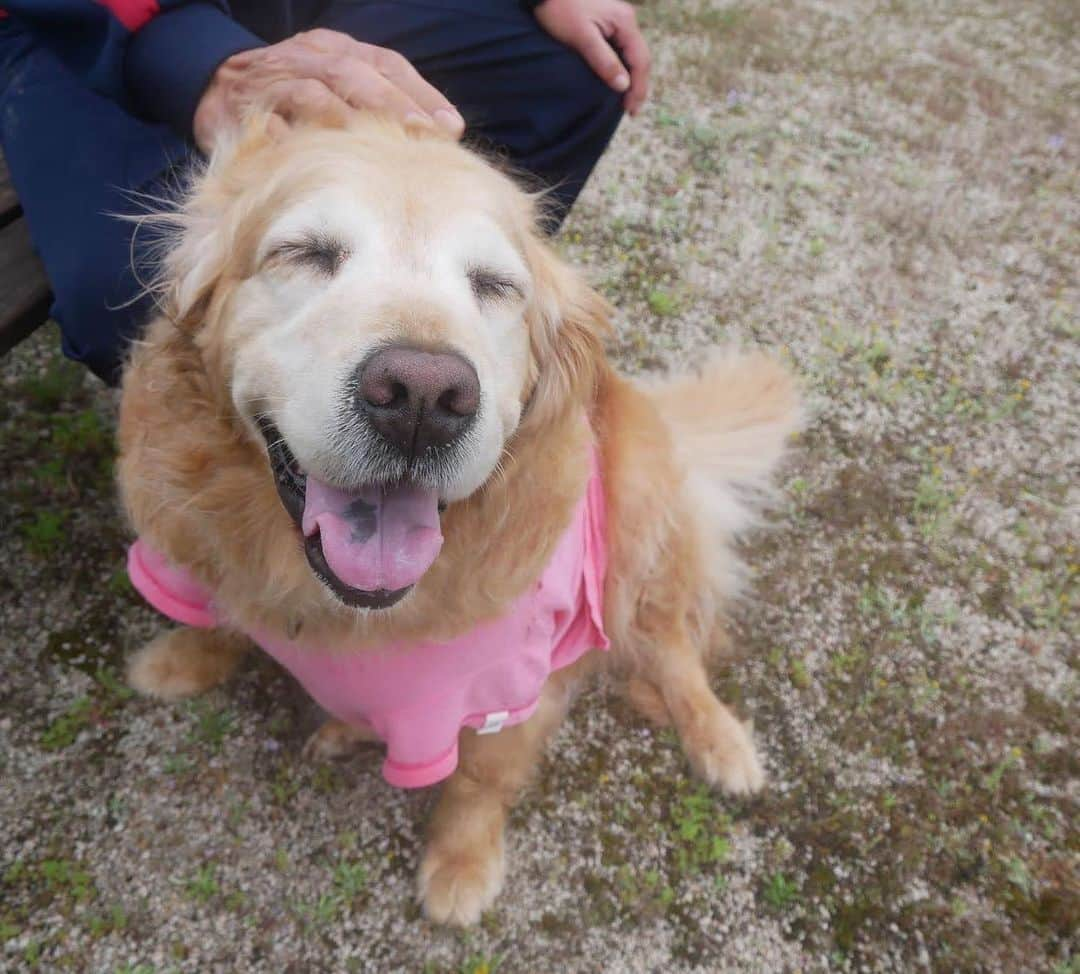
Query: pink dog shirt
[{"left": 127, "top": 456, "right": 608, "bottom": 789}]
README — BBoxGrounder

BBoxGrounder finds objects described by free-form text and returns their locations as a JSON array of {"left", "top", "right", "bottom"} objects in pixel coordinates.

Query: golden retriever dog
[{"left": 118, "top": 114, "right": 799, "bottom": 926}]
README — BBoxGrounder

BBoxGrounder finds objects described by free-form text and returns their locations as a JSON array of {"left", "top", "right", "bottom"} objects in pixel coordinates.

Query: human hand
[
  {"left": 193, "top": 29, "right": 465, "bottom": 153},
  {"left": 533, "top": 0, "right": 651, "bottom": 115}
]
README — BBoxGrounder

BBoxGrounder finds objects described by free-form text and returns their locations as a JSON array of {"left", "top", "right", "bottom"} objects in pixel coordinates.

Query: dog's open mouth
[{"left": 258, "top": 418, "right": 443, "bottom": 609}]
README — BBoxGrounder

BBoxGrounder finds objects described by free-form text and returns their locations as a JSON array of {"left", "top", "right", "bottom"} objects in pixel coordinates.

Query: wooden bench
[{"left": 0, "top": 151, "right": 52, "bottom": 355}]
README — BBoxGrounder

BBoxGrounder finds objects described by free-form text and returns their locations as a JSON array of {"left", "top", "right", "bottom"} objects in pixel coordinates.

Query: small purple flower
[
  {"left": 264, "top": 738, "right": 281, "bottom": 752},
  {"left": 726, "top": 89, "right": 750, "bottom": 109},
  {"left": 1047, "top": 133, "right": 1065, "bottom": 152}
]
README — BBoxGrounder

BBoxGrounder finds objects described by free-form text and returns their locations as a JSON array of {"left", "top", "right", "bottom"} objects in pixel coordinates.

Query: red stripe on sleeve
[{"left": 95, "top": 0, "right": 161, "bottom": 31}]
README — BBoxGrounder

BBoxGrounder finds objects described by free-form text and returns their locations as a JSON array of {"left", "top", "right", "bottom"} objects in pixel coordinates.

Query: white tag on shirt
[{"left": 477, "top": 710, "right": 510, "bottom": 735}]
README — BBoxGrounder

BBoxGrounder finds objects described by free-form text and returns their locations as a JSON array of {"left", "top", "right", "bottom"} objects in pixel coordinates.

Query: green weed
[
  {"left": 763, "top": 871, "right": 799, "bottom": 910},
  {"left": 333, "top": 862, "right": 369, "bottom": 901},
  {"left": 39, "top": 668, "right": 132, "bottom": 750},
  {"left": 186, "top": 700, "right": 236, "bottom": 754},
  {"left": 184, "top": 865, "right": 219, "bottom": 903},
  {"left": 86, "top": 904, "right": 128, "bottom": 938},
  {"left": 40, "top": 859, "right": 94, "bottom": 903},
  {"left": 670, "top": 785, "right": 732, "bottom": 875},
  {"left": 460, "top": 957, "right": 500, "bottom": 974},
  {"left": 647, "top": 289, "right": 679, "bottom": 316}
]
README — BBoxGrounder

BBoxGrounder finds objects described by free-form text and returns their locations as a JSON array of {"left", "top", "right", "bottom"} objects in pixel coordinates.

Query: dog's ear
[
  {"left": 152, "top": 114, "right": 279, "bottom": 332},
  {"left": 521, "top": 237, "right": 613, "bottom": 428},
  {"left": 161, "top": 211, "right": 228, "bottom": 332}
]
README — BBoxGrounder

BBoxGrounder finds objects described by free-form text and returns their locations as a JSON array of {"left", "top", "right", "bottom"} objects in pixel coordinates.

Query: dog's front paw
[
  {"left": 681, "top": 703, "right": 766, "bottom": 796},
  {"left": 127, "top": 628, "right": 247, "bottom": 702},
  {"left": 418, "top": 840, "right": 505, "bottom": 927}
]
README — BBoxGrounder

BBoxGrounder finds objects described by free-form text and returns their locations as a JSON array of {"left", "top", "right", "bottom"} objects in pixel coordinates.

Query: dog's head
[{"left": 142, "top": 115, "right": 609, "bottom": 611}]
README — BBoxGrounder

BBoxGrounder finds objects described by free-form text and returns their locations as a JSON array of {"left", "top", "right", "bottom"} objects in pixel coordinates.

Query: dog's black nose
[{"left": 355, "top": 344, "right": 480, "bottom": 458}]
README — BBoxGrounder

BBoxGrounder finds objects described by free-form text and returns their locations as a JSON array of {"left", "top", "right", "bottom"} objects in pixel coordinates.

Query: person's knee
[
  {"left": 572, "top": 55, "right": 625, "bottom": 124},
  {"left": 527, "top": 50, "right": 624, "bottom": 160},
  {"left": 51, "top": 259, "right": 147, "bottom": 384},
  {"left": 514, "top": 51, "right": 623, "bottom": 228}
]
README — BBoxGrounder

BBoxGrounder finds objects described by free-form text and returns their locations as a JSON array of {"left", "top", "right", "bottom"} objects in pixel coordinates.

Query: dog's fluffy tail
[{"left": 649, "top": 347, "right": 802, "bottom": 545}]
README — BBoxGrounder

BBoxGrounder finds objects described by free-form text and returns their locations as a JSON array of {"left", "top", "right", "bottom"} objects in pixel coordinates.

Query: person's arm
[
  {"left": 0, "top": 1, "right": 259, "bottom": 139},
  {"left": 192, "top": 30, "right": 464, "bottom": 153},
  {"left": 123, "top": 2, "right": 264, "bottom": 141},
  {"left": 530, "top": 0, "right": 651, "bottom": 115},
  {"left": 1, "top": 2, "right": 464, "bottom": 151}
]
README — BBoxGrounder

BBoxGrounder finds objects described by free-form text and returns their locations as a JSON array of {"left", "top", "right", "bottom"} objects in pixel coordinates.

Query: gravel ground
[{"left": 1, "top": 2, "right": 1077, "bottom": 972}]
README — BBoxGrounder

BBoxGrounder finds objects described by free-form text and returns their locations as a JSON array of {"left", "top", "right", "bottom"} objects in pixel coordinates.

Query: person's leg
[
  {"left": 0, "top": 21, "right": 193, "bottom": 384},
  {"left": 0, "top": 5, "right": 619, "bottom": 382},
  {"left": 314, "top": 0, "right": 624, "bottom": 227}
]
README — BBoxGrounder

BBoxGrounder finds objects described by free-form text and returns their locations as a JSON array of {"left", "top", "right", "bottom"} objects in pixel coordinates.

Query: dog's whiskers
[{"left": 240, "top": 394, "right": 291, "bottom": 406}]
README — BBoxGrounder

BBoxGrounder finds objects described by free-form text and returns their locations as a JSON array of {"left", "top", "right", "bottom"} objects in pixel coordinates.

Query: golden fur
[{"left": 120, "top": 115, "right": 800, "bottom": 925}]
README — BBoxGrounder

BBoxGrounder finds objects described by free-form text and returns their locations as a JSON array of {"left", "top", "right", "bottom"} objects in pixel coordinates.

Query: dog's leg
[
  {"left": 418, "top": 665, "right": 582, "bottom": 926},
  {"left": 646, "top": 625, "right": 764, "bottom": 796},
  {"left": 127, "top": 627, "right": 251, "bottom": 701},
  {"left": 624, "top": 675, "right": 673, "bottom": 727},
  {"left": 302, "top": 719, "right": 379, "bottom": 761}
]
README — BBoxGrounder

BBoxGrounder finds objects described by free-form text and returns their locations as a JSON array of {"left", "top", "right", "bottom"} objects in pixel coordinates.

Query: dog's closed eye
[
  {"left": 467, "top": 266, "right": 524, "bottom": 304},
  {"left": 266, "top": 233, "right": 350, "bottom": 276}
]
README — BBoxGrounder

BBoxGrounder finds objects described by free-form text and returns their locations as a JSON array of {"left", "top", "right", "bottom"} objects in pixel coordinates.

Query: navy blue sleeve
[
  {"left": 124, "top": 2, "right": 263, "bottom": 139},
  {"left": 0, "top": 1, "right": 263, "bottom": 142}
]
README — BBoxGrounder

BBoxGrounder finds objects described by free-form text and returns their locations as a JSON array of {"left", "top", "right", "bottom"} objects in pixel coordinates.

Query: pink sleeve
[
  {"left": 127, "top": 539, "right": 217, "bottom": 629},
  {"left": 583, "top": 446, "right": 610, "bottom": 652},
  {"left": 382, "top": 739, "right": 460, "bottom": 790}
]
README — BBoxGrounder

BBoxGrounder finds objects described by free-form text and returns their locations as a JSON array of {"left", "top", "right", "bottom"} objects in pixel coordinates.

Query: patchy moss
[
  {"left": 40, "top": 697, "right": 95, "bottom": 751},
  {"left": 0, "top": 848, "right": 125, "bottom": 951},
  {"left": 16, "top": 355, "right": 86, "bottom": 413},
  {"left": 20, "top": 510, "right": 69, "bottom": 556},
  {"left": 40, "top": 601, "right": 134, "bottom": 676}
]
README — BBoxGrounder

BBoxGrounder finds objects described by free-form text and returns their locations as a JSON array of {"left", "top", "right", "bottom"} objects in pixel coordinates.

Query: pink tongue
[{"left": 301, "top": 477, "right": 443, "bottom": 593}]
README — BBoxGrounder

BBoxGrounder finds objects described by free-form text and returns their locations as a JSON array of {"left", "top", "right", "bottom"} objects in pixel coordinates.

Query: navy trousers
[{"left": 0, "top": 3, "right": 622, "bottom": 383}]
